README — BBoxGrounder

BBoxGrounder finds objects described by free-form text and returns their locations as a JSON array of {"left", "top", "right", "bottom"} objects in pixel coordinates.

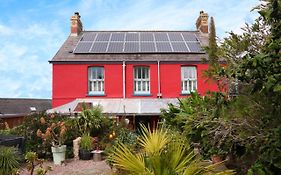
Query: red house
[{"left": 49, "top": 11, "right": 218, "bottom": 129}]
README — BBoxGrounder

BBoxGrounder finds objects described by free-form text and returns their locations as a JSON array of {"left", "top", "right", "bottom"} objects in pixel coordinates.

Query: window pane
[
  {"left": 138, "top": 81, "right": 141, "bottom": 91},
  {"left": 138, "top": 68, "right": 142, "bottom": 79}
]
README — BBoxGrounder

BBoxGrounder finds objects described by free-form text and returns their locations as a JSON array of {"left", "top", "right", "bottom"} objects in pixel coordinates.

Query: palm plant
[
  {"left": 77, "top": 105, "right": 104, "bottom": 135},
  {"left": 109, "top": 125, "right": 234, "bottom": 175},
  {"left": 0, "top": 146, "right": 20, "bottom": 175}
]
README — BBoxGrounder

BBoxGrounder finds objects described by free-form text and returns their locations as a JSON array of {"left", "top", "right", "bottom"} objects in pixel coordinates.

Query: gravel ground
[{"left": 19, "top": 159, "right": 114, "bottom": 175}]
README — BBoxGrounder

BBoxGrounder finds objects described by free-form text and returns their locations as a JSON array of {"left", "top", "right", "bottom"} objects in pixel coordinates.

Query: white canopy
[{"left": 47, "top": 98, "right": 179, "bottom": 115}]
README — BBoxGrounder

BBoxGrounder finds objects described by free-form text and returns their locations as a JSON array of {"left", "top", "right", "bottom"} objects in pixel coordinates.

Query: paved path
[{"left": 20, "top": 159, "right": 113, "bottom": 175}]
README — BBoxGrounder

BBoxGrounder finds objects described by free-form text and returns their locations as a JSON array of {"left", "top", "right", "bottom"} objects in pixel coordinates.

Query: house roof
[
  {"left": 50, "top": 30, "right": 209, "bottom": 63},
  {"left": 47, "top": 98, "right": 178, "bottom": 116},
  {"left": 0, "top": 98, "right": 52, "bottom": 118}
]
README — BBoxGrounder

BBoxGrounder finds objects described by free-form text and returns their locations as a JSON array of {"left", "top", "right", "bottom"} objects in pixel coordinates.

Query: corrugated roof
[
  {"left": 47, "top": 98, "right": 178, "bottom": 115},
  {"left": 0, "top": 98, "right": 52, "bottom": 118}
]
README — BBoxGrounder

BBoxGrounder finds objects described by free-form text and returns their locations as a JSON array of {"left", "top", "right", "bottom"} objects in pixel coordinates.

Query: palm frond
[
  {"left": 138, "top": 124, "right": 170, "bottom": 155},
  {"left": 109, "top": 143, "right": 146, "bottom": 174}
]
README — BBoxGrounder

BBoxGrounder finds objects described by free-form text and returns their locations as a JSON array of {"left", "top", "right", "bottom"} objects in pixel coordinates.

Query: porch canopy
[{"left": 47, "top": 98, "right": 178, "bottom": 116}]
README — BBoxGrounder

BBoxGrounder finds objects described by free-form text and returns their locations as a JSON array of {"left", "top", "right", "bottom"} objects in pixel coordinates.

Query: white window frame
[
  {"left": 134, "top": 66, "right": 150, "bottom": 95},
  {"left": 88, "top": 67, "right": 105, "bottom": 95},
  {"left": 181, "top": 66, "right": 197, "bottom": 94}
]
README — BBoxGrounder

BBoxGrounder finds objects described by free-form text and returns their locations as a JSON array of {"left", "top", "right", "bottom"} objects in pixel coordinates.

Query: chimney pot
[{"left": 196, "top": 11, "right": 209, "bottom": 34}]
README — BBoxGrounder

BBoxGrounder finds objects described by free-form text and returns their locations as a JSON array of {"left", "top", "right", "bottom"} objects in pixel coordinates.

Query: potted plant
[
  {"left": 37, "top": 116, "right": 67, "bottom": 165},
  {"left": 79, "top": 134, "right": 93, "bottom": 160}
]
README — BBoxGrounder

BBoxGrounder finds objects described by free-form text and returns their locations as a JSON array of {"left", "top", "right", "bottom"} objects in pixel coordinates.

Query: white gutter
[
  {"left": 157, "top": 60, "right": 162, "bottom": 98},
  {"left": 122, "top": 61, "right": 126, "bottom": 99}
]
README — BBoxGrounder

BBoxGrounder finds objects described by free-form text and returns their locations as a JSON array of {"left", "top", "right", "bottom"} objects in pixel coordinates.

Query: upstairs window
[
  {"left": 134, "top": 66, "right": 150, "bottom": 94},
  {"left": 88, "top": 67, "right": 104, "bottom": 95},
  {"left": 181, "top": 66, "right": 197, "bottom": 94}
]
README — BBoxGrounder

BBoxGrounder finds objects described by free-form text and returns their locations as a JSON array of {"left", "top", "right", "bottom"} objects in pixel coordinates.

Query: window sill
[
  {"left": 87, "top": 93, "right": 106, "bottom": 97},
  {"left": 133, "top": 93, "right": 152, "bottom": 97},
  {"left": 180, "top": 93, "right": 191, "bottom": 96},
  {"left": 180, "top": 91, "right": 199, "bottom": 96}
]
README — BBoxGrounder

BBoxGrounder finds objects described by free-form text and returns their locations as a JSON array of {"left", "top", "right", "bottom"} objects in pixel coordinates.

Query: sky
[{"left": 0, "top": 0, "right": 260, "bottom": 99}]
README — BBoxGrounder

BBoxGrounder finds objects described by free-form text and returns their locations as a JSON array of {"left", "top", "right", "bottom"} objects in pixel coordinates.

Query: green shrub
[
  {"left": 80, "top": 134, "right": 93, "bottom": 151},
  {"left": 11, "top": 113, "right": 79, "bottom": 159},
  {"left": 0, "top": 146, "right": 20, "bottom": 175}
]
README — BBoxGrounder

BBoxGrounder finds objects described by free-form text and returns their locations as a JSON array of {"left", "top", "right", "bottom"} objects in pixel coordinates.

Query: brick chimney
[
  {"left": 196, "top": 11, "right": 209, "bottom": 34},
  {"left": 70, "top": 12, "right": 83, "bottom": 36}
]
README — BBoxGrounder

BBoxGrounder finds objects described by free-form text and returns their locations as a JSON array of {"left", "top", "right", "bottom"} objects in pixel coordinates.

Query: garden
[{"left": 1, "top": 0, "right": 281, "bottom": 174}]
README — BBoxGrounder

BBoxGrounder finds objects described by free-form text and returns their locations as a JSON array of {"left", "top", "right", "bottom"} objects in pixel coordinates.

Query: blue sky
[{"left": 0, "top": 0, "right": 259, "bottom": 99}]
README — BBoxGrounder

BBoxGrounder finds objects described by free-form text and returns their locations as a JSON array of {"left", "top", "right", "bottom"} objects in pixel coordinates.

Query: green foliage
[
  {"left": 207, "top": 16, "right": 219, "bottom": 67},
  {"left": 0, "top": 146, "right": 20, "bottom": 175},
  {"left": 11, "top": 113, "right": 78, "bottom": 159},
  {"left": 80, "top": 134, "right": 93, "bottom": 151},
  {"left": 109, "top": 125, "right": 234, "bottom": 175},
  {"left": 25, "top": 152, "right": 51, "bottom": 175},
  {"left": 77, "top": 105, "right": 106, "bottom": 135}
]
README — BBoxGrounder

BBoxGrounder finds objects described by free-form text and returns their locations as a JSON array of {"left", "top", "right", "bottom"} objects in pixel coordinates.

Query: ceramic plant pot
[{"left": 51, "top": 145, "right": 66, "bottom": 165}]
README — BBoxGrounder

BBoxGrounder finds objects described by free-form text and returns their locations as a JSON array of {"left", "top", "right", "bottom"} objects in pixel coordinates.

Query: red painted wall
[{"left": 52, "top": 63, "right": 219, "bottom": 108}]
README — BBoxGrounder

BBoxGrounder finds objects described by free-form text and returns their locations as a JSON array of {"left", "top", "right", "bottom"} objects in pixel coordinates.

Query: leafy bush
[
  {"left": 80, "top": 134, "right": 93, "bottom": 151},
  {"left": 11, "top": 113, "right": 79, "bottom": 159},
  {"left": 0, "top": 146, "right": 20, "bottom": 175},
  {"left": 109, "top": 125, "right": 235, "bottom": 175}
]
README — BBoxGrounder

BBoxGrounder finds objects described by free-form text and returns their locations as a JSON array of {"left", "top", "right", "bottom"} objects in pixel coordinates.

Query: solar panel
[
  {"left": 168, "top": 33, "right": 184, "bottom": 41},
  {"left": 107, "top": 42, "right": 124, "bottom": 53},
  {"left": 74, "top": 42, "right": 92, "bottom": 53},
  {"left": 126, "top": 33, "right": 139, "bottom": 41},
  {"left": 171, "top": 42, "right": 189, "bottom": 52},
  {"left": 182, "top": 33, "right": 197, "bottom": 41},
  {"left": 124, "top": 42, "right": 139, "bottom": 52},
  {"left": 111, "top": 33, "right": 125, "bottom": 41},
  {"left": 90, "top": 42, "right": 108, "bottom": 53},
  {"left": 96, "top": 33, "right": 111, "bottom": 41},
  {"left": 140, "top": 33, "right": 154, "bottom": 41},
  {"left": 74, "top": 32, "right": 204, "bottom": 53},
  {"left": 186, "top": 42, "right": 203, "bottom": 52},
  {"left": 140, "top": 42, "right": 155, "bottom": 52},
  {"left": 82, "top": 32, "right": 97, "bottom": 41},
  {"left": 156, "top": 42, "right": 172, "bottom": 52},
  {"left": 154, "top": 33, "right": 169, "bottom": 41}
]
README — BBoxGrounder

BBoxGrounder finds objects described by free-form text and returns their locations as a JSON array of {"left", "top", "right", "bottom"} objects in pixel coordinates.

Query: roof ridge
[{"left": 82, "top": 30, "right": 199, "bottom": 32}]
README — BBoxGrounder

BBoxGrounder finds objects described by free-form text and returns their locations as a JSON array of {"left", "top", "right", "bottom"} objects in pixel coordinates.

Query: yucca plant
[
  {"left": 0, "top": 146, "right": 20, "bottom": 175},
  {"left": 109, "top": 125, "right": 235, "bottom": 175}
]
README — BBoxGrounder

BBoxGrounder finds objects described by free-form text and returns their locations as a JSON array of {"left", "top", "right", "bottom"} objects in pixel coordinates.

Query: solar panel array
[{"left": 73, "top": 32, "right": 204, "bottom": 54}]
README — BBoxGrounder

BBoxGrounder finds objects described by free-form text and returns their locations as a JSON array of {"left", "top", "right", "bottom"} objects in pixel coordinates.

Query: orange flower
[
  {"left": 40, "top": 117, "right": 46, "bottom": 124},
  {"left": 51, "top": 123, "right": 56, "bottom": 128},
  {"left": 36, "top": 129, "right": 42, "bottom": 137},
  {"left": 60, "top": 126, "right": 66, "bottom": 136}
]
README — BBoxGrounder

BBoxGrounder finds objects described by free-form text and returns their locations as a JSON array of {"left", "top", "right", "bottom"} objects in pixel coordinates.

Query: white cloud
[
  {"left": 0, "top": 24, "right": 14, "bottom": 36},
  {"left": 0, "top": 21, "right": 65, "bottom": 98}
]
